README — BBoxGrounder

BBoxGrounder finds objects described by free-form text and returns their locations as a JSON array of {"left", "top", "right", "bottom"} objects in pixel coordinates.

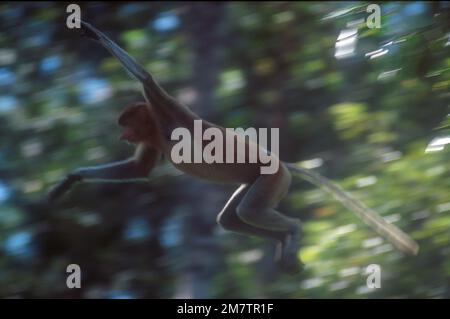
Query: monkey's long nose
[{"left": 80, "top": 21, "right": 150, "bottom": 83}]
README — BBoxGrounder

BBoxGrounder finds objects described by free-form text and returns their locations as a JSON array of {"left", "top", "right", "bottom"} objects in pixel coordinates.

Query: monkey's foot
[
  {"left": 279, "top": 231, "right": 304, "bottom": 275},
  {"left": 280, "top": 255, "right": 304, "bottom": 274}
]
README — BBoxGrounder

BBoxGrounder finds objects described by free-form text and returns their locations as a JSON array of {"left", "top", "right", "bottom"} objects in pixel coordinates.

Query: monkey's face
[
  {"left": 118, "top": 103, "right": 151, "bottom": 144},
  {"left": 119, "top": 125, "right": 141, "bottom": 143}
]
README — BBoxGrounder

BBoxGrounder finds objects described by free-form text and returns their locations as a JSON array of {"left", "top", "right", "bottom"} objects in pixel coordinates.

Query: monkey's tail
[{"left": 285, "top": 163, "right": 419, "bottom": 256}]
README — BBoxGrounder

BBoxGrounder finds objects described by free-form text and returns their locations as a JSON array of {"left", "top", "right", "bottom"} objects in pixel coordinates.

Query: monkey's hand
[{"left": 47, "top": 173, "right": 82, "bottom": 202}]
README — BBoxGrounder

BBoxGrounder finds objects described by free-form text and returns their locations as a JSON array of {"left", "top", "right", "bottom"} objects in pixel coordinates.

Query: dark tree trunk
[{"left": 173, "top": 2, "right": 228, "bottom": 298}]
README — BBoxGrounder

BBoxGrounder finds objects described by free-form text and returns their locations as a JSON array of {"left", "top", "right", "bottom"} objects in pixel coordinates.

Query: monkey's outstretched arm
[
  {"left": 80, "top": 21, "right": 193, "bottom": 121},
  {"left": 48, "top": 145, "right": 160, "bottom": 202},
  {"left": 81, "top": 22, "right": 156, "bottom": 84}
]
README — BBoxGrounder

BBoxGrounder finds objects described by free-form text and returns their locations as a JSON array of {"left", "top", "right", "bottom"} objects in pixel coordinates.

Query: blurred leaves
[{"left": 0, "top": 1, "right": 449, "bottom": 298}]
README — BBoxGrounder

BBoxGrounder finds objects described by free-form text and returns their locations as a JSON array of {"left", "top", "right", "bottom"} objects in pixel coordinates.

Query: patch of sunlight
[
  {"left": 300, "top": 245, "right": 322, "bottom": 263},
  {"left": 356, "top": 285, "right": 375, "bottom": 295},
  {"left": 146, "top": 61, "right": 171, "bottom": 80},
  {"left": 273, "top": 11, "right": 294, "bottom": 24},
  {"left": 436, "top": 202, "right": 450, "bottom": 214},
  {"left": 381, "top": 150, "right": 402, "bottom": 162},
  {"left": 219, "top": 69, "right": 245, "bottom": 95},
  {"left": 303, "top": 190, "right": 327, "bottom": 205},
  {"left": 377, "top": 68, "right": 401, "bottom": 81},
  {"left": 356, "top": 176, "right": 377, "bottom": 188},
  {"left": 362, "top": 236, "right": 383, "bottom": 248},
  {"left": 432, "top": 233, "right": 450, "bottom": 246},
  {"left": 329, "top": 102, "right": 369, "bottom": 139},
  {"left": 335, "top": 28, "right": 358, "bottom": 59},
  {"left": 78, "top": 212, "right": 101, "bottom": 227},
  {"left": 45, "top": 169, "right": 65, "bottom": 183},
  {"left": 300, "top": 277, "right": 324, "bottom": 290},
  {"left": 334, "top": 224, "right": 357, "bottom": 236},
  {"left": 368, "top": 131, "right": 397, "bottom": 144},
  {"left": 240, "top": 14, "right": 260, "bottom": 29},
  {"left": 233, "top": 249, "right": 263, "bottom": 264},
  {"left": 22, "top": 180, "right": 43, "bottom": 193},
  {"left": 299, "top": 158, "right": 323, "bottom": 169},
  {"left": 384, "top": 213, "right": 401, "bottom": 223},
  {"left": 401, "top": 78, "right": 420, "bottom": 89},
  {"left": 322, "top": 6, "right": 356, "bottom": 20},
  {"left": 411, "top": 210, "right": 430, "bottom": 221},
  {"left": 329, "top": 280, "right": 349, "bottom": 291},
  {"left": 122, "top": 29, "right": 147, "bottom": 48},
  {"left": 0, "top": 49, "right": 16, "bottom": 65},
  {"left": 425, "top": 215, "right": 450, "bottom": 230},
  {"left": 425, "top": 136, "right": 450, "bottom": 153},
  {"left": 372, "top": 243, "right": 393, "bottom": 255},
  {"left": 432, "top": 80, "right": 450, "bottom": 91},
  {"left": 425, "top": 165, "right": 445, "bottom": 177},
  {"left": 304, "top": 220, "right": 334, "bottom": 234},
  {"left": 304, "top": 59, "right": 325, "bottom": 73},
  {"left": 85, "top": 146, "right": 107, "bottom": 161},
  {"left": 21, "top": 139, "right": 43, "bottom": 158},
  {"left": 339, "top": 266, "right": 361, "bottom": 277},
  {"left": 365, "top": 48, "right": 389, "bottom": 59}
]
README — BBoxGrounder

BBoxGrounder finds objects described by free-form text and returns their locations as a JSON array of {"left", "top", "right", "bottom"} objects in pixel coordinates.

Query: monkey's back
[{"left": 161, "top": 126, "right": 280, "bottom": 183}]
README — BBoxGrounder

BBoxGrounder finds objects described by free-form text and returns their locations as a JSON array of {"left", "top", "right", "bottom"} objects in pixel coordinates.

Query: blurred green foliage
[{"left": 0, "top": 2, "right": 449, "bottom": 298}]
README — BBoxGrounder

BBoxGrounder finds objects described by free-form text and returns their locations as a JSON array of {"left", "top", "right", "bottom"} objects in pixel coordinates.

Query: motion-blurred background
[{"left": 0, "top": 2, "right": 449, "bottom": 298}]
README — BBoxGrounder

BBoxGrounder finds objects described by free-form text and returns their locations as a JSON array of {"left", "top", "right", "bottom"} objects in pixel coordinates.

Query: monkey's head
[{"left": 118, "top": 102, "right": 155, "bottom": 144}]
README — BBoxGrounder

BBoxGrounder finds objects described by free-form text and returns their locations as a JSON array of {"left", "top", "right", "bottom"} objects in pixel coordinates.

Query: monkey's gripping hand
[{"left": 47, "top": 173, "right": 82, "bottom": 202}]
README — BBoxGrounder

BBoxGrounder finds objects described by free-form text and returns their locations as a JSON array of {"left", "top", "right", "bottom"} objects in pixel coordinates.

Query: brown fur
[{"left": 118, "top": 102, "right": 164, "bottom": 149}]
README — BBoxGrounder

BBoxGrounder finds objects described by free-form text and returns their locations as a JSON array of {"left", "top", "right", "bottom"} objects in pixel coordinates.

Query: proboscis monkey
[{"left": 48, "top": 22, "right": 419, "bottom": 274}]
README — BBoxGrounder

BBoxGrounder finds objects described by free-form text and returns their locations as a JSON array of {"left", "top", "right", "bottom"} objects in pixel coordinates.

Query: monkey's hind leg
[
  {"left": 236, "top": 165, "right": 304, "bottom": 274},
  {"left": 217, "top": 184, "right": 286, "bottom": 242}
]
